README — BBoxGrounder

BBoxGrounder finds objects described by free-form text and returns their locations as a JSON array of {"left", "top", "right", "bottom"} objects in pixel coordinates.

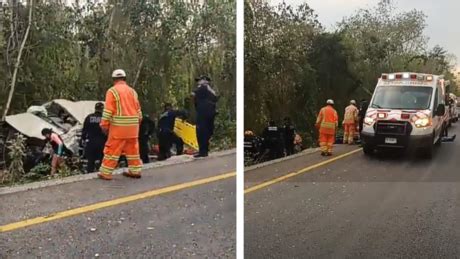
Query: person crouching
[{"left": 41, "top": 128, "right": 68, "bottom": 175}]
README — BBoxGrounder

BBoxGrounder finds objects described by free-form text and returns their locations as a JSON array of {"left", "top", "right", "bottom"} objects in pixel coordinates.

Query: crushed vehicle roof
[
  {"left": 5, "top": 99, "right": 101, "bottom": 140},
  {"left": 5, "top": 113, "right": 65, "bottom": 140},
  {"left": 50, "top": 99, "right": 101, "bottom": 124}
]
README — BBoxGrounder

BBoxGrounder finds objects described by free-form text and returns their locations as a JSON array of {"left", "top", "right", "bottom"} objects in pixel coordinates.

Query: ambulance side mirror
[{"left": 436, "top": 104, "right": 445, "bottom": 117}]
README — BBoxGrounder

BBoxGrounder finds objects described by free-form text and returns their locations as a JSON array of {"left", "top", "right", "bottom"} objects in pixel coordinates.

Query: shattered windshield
[
  {"left": 28, "top": 102, "right": 77, "bottom": 132},
  {"left": 45, "top": 103, "right": 77, "bottom": 131},
  {"left": 371, "top": 86, "right": 433, "bottom": 110}
]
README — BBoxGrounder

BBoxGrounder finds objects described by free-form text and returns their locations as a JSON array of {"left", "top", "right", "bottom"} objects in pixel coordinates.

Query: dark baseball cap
[
  {"left": 95, "top": 102, "right": 104, "bottom": 109},
  {"left": 195, "top": 75, "right": 211, "bottom": 82}
]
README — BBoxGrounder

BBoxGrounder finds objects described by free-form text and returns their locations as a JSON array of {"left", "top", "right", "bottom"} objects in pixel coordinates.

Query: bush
[
  {"left": 23, "top": 162, "right": 52, "bottom": 181},
  {"left": 3, "top": 134, "right": 27, "bottom": 184},
  {"left": 212, "top": 111, "right": 236, "bottom": 151},
  {"left": 58, "top": 163, "right": 79, "bottom": 178},
  {"left": 30, "top": 162, "right": 51, "bottom": 175}
]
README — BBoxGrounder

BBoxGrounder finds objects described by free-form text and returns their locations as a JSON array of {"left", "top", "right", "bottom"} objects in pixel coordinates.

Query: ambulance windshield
[{"left": 371, "top": 86, "right": 433, "bottom": 110}]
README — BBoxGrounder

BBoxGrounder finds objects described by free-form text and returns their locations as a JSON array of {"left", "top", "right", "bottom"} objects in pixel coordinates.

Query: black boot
[{"left": 194, "top": 153, "right": 208, "bottom": 158}]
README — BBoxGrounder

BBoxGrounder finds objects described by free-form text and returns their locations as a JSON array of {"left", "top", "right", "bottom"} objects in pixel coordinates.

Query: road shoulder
[
  {"left": 245, "top": 145, "right": 359, "bottom": 189},
  {"left": 0, "top": 152, "right": 235, "bottom": 226}
]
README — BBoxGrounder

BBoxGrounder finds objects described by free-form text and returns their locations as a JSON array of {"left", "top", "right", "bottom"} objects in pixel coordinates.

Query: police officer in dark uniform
[
  {"left": 82, "top": 102, "right": 107, "bottom": 173},
  {"left": 192, "top": 75, "right": 218, "bottom": 158},
  {"left": 358, "top": 99, "right": 369, "bottom": 133},
  {"left": 262, "top": 120, "right": 284, "bottom": 160},
  {"left": 157, "top": 103, "right": 187, "bottom": 161},
  {"left": 139, "top": 113, "right": 155, "bottom": 164},
  {"left": 282, "top": 117, "right": 296, "bottom": 156}
]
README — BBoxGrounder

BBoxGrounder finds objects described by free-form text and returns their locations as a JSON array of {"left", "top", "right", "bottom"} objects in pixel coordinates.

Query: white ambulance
[{"left": 361, "top": 72, "right": 448, "bottom": 158}]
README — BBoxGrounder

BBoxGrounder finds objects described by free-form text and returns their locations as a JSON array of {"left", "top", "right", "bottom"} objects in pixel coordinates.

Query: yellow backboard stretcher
[{"left": 174, "top": 118, "right": 199, "bottom": 150}]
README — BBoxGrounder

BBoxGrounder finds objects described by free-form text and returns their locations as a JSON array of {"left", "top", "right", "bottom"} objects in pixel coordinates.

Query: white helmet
[
  {"left": 112, "top": 69, "right": 126, "bottom": 78},
  {"left": 326, "top": 99, "right": 334, "bottom": 105},
  {"left": 350, "top": 100, "right": 356, "bottom": 105}
]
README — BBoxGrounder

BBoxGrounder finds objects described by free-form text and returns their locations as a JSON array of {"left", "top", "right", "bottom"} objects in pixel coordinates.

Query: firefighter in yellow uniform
[
  {"left": 316, "top": 99, "right": 339, "bottom": 156},
  {"left": 98, "top": 69, "right": 143, "bottom": 180},
  {"left": 342, "top": 100, "right": 358, "bottom": 144}
]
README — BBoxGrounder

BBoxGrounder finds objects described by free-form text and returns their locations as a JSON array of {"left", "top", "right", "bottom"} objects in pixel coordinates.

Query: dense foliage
[
  {"left": 0, "top": 0, "right": 236, "bottom": 148},
  {"left": 245, "top": 0, "right": 456, "bottom": 146}
]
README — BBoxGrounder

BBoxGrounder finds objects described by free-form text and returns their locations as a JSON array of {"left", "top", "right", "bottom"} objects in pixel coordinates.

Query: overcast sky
[{"left": 270, "top": 0, "right": 459, "bottom": 70}]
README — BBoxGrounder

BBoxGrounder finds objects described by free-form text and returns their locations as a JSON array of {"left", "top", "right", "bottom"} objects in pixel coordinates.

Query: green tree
[
  {"left": 245, "top": 0, "right": 456, "bottom": 147},
  {"left": 0, "top": 1, "right": 236, "bottom": 149}
]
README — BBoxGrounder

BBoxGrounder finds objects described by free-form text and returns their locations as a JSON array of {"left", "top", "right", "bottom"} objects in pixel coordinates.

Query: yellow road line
[
  {"left": 0, "top": 171, "right": 236, "bottom": 233},
  {"left": 245, "top": 149, "right": 362, "bottom": 194}
]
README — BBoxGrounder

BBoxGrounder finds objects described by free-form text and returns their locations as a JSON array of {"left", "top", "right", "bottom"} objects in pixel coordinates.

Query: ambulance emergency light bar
[{"left": 381, "top": 73, "right": 433, "bottom": 81}]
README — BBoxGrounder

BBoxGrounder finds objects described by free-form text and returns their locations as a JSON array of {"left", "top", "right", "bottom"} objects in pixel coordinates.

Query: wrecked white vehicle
[{"left": 1, "top": 99, "right": 100, "bottom": 170}]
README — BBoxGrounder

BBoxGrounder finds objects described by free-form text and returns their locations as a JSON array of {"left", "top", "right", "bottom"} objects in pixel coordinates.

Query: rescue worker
[
  {"left": 358, "top": 99, "right": 369, "bottom": 133},
  {"left": 342, "top": 100, "right": 359, "bottom": 144},
  {"left": 192, "top": 75, "right": 218, "bottom": 158},
  {"left": 41, "top": 128, "right": 70, "bottom": 175},
  {"left": 262, "top": 120, "right": 284, "bottom": 160},
  {"left": 82, "top": 102, "right": 107, "bottom": 173},
  {"left": 282, "top": 117, "right": 296, "bottom": 156},
  {"left": 139, "top": 113, "right": 155, "bottom": 164},
  {"left": 157, "top": 103, "right": 187, "bottom": 161},
  {"left": 316, "top": 99, "right": 339, "bottom": 156},
  {"left": 98, "top": 69, "right": 143, "bottom": 180}
]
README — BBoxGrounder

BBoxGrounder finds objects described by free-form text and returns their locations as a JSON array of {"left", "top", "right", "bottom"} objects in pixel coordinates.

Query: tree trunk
[
  {"left": 2, "top": 0, "right": 34, "bottom": 121},
  {"left": 107, "top": 5, "right": 116, "bottom": 70},
  {"left": 246, "top": 0, "right": 256, "bottom": 27},
  {"left": 6, "top": 0, "right": 18, "bottom": 70},
  {"left": 132, "top": 56, "right": 145, "bottom": 88}
]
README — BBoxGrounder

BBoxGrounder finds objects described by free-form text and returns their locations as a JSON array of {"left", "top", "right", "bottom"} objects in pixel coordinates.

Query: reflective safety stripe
[
  {"left": 106, "top": 87, "right": 141, "bottom": 127},
  {"left": 102, "top": 109, "right": 113, "bottom": 120},
  {"left": 112, "top": 120, "right": 139, "bottom": 123},
  {"left": 109, "top": 88, "right": 122, "bottom": 116},
  {"left": 111, "top": 122, "right": 139, "bottom": 126},
  {"left": 317, "top": 106, "right": 338, "bottom": 131},
  {"left": 113, "top": 115, "right": 139, "bottom": 120},
  {"left": 125, "top": 155, "right": 140, "bottom": 160},
  {"left": 111, "top": 121, "right": 139, "bottom": 126},
  {"left": 321, "top": 121, "right": 336, "bottom": 129},
  {"left": 344, "top": 113, "right": 354, "bottom": 121},
  {"left": 128, "top": 165, "right": 143, "bottom": 172},
  {"left": 100, "top": 165, "right": 115, "bottom": 173},
  {"left": 103, "top": 155, "right": 119, "bottom": 161},
  {"left": 112, "top": 121, "right": 139, "bottom": 125},
  {"left": 112, "top": 115, "right": 139, "bottom": 126},
  {"left": 129, "top": 165, "right": 143, "bottom": 169}
]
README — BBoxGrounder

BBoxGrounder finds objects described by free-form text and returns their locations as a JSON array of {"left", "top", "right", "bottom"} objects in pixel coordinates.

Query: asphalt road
[
  {"left": 0, "top": 153, "right": 236, "bottom": 258},
  {"left": 245, "top": 125, "right": 460, "bottom": 258}
]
